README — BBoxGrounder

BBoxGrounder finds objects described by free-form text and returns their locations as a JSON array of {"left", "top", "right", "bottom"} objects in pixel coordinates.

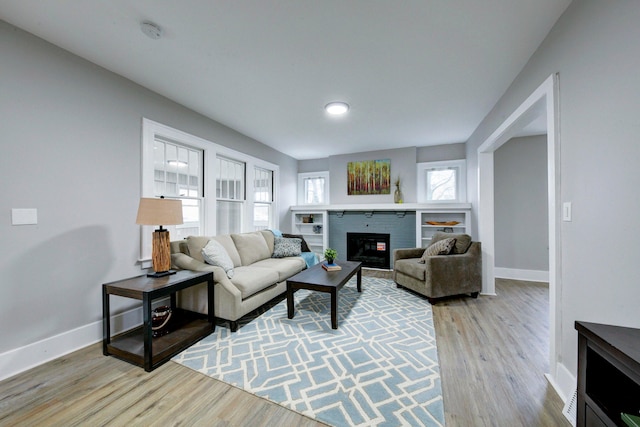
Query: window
[
  {"left": 142, "top": 119, "right": 280, "bottom": 264},
  {"left": 298, "top": 171, "right": 330, "bottom": 205},
  {"left": 216, "top": 156, "right": 245, "bottom": 235},
  {"left": 253, "top": 167, "right": 273, "bottom": 230},
  {"left": 417, "top": 160, "right": 466, "bottom": 203},
  {"left": 153, "top": 137, "right": 203, "bottom": 240}
]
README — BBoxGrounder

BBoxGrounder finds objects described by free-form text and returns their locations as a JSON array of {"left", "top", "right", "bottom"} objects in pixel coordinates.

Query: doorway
[{"left": 477, "top": 74, "right": 561, "bottom": 384}]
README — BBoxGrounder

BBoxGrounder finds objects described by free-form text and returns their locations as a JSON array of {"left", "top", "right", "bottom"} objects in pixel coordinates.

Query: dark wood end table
[
  {"left": 103, "top": 270, "right": 214, "bottom": 371},
  {"left": 287, "top": 260, "right": 362, "bottom": 329}
]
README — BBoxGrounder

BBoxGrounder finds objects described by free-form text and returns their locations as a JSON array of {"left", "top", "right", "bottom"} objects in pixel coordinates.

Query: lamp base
[{"left": 147, "top": 270, "right": 177, "bottom": 278}]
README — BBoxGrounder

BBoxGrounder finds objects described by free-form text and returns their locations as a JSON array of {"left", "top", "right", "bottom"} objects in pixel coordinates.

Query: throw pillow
[
  {"left": 419, "top": 237, "right": 457, "bottom": 263},
  {"left": 201, "top": 239, "right": 235, "bottom": 278},
  {"left": 431, "top": 231, "right": 472, "bottom": 254},
  {"left": 282, "top": 233, "right": 311, "bottom": 252},
  {"left": 272, "top": 237, "right": 302, "bottom": 258}
]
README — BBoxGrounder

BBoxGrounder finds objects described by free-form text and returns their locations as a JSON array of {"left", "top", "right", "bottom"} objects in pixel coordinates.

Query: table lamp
[{"left": 136, "top": 196, "right": 183, "bottom": 277}]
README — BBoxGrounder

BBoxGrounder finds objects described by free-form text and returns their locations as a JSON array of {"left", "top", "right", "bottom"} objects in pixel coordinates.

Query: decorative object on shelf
[
  {"left": 426, "top": 221, "right": 460, "bottom": 226},
  {"left": 136, "top": 196, "right": 183, "bottom": 277},
  {"left": 313, "top": 225, "right": 322, "bottom": 234},
  {"left": 347, "top": 159, "right": 391, "bottom": 195},
  {"left": 302, "top": 215, "right": 314, "bottom": 223},
  {"left": 394, "top": 176, "right": 404, "bottom": 203},
  {"left": 324, "top": 248, "right": 338, "bottom": 264}
]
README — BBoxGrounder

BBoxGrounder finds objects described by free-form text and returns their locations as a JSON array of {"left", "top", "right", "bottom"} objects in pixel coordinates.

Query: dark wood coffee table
[{"left": 287, "top": 260, "right": 362, "bottom": 329}]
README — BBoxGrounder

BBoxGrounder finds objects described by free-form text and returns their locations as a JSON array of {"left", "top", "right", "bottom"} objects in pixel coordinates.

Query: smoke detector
[{"left": 140, "top": 21, "right": 163, "bottom": 40}]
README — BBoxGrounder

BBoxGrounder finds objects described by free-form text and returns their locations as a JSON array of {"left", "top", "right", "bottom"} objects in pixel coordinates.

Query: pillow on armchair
[
  {"left": 431, "top": 231, "right": 472, "bottom": 254},
  {"left": 419, "top": 237, "right": 457, "bottom": 263}
]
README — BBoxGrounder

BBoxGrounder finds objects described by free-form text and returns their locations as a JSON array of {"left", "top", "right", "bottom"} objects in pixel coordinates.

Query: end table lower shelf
[{"left": 106, "top": 309, "right": 211, "bottom": 370}]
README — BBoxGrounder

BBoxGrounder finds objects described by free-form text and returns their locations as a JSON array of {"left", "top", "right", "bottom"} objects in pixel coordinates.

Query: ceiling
[{"left": 0, "top": 1, "right": 570, "bottom": 160}]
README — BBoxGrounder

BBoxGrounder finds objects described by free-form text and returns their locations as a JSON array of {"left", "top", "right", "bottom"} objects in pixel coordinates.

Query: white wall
[
  {"left": 466, "top": 0, "right": 640, "bottom": 385},
  {"left": 0, "top": 20, "right": 298, "bottom": 378},
  {"left": 494, "top": 135, "right": 548, "bottom": 275}
]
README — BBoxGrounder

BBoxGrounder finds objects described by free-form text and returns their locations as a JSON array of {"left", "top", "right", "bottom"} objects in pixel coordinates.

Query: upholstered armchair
[{"left": 393, "top": 233, "right": 482, "bottom": 303}]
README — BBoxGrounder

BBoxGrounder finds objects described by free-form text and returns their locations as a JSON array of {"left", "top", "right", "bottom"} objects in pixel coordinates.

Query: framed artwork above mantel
[{"left": 347, "top": 159, "right": 391, "bottom": 195}]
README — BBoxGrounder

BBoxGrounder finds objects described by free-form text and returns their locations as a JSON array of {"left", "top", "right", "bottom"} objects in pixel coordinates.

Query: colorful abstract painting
[{"left": 347, "top": 159, "right": 391, "bottom": 195}]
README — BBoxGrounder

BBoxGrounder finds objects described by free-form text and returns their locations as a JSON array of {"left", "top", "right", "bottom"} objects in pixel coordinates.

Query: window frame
[
  {"left": 297, "top": 171, "right": 330, "bottom": 205},
  {"left": 141, "top": 118, "right": 279, "bottom": 264},
  {"left": 416, "top": 159, "right": 467, "bottom": 203}
]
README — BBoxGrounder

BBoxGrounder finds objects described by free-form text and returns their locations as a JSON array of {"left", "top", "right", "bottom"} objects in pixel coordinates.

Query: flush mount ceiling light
[
  {"left": 140, "top": 21, "right": 163, "bottom": 40},
  {"left": 325, "top": 102, "right": 350, "bottom": 115}
]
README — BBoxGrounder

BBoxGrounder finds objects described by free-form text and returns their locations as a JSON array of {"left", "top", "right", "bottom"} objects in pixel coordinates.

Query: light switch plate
[
  {"left": 562, "top": 202, "right": 572, "bottom": 222},
  {"left": 12, "top": 208, "right": 38, "bottom": 225}
]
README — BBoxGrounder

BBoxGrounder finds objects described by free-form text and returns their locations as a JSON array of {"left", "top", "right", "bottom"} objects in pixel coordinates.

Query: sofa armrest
[
  {"left": 393, "top": 247, "right": 426, "bottom": 262},
  {"left": 172, "top": 253, "right": 241, "bottom": 297},
  {"left": 172, "top": 252, "right": 216, "bottom": 272}
]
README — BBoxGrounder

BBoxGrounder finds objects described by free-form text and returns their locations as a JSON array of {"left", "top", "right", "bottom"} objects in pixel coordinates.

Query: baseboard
[
  {"left": 546, "top": 361, "right": 577, "bottom": 425},
  {"left": 494, "top": 267, "right": 549, "bottom": 282},
  {"left": 0, "top": 306, "right": 142, "bottom": 382}
]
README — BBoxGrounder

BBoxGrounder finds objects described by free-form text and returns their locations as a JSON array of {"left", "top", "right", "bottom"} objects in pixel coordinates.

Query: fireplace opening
[{"left": 347, "top": 232, "right": 391, "bottom": 269}]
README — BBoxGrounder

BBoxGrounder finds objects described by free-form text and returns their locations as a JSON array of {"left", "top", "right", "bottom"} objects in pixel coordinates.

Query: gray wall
[
  {"left": 465, "top": 0, "right": 640, "bottom": 377},
  {"left": 0, "top": 21, "right": 298, "bottom": 357},
  {"left": 298, "top": 143, "right": 466, "bottom": 203},
  {"left": 494, "top": 135, "right": 548, "bottom": 271}
]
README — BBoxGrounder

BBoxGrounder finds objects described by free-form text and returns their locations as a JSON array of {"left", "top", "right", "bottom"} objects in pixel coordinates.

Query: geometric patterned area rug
[{"left": 172, "top": 277, "right": 445, "bottom": 427}]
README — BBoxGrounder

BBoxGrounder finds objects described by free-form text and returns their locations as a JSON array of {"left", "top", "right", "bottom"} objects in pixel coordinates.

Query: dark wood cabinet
[
  {"left": 575, "top": 321, "right": 640, "bottom": 427},
  {"left": 103, "top": 270, "right": 214, "bottom": 371}
]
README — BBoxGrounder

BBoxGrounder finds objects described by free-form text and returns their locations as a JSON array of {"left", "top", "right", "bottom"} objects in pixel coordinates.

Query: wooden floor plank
[{"left": 0, "top": 277, "right": 570, "bottom": 426}]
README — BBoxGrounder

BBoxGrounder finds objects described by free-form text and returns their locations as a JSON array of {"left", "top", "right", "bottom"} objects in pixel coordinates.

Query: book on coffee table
[{"left": 322, "top": 263, "right": 342, "bottom": 271}]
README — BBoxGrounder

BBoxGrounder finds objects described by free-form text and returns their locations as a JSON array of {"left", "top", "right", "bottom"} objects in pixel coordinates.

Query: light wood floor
[
  {"left": 433, "top": 278, "right": 570, "bottom": 427},
  {"left": 0, "top": 277, "right": 570, "bottom": 426}
]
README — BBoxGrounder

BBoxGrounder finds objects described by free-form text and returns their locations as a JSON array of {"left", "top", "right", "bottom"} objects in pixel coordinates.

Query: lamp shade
[{"left": 136, "top": 197, "right": 183, "bottom": 226}]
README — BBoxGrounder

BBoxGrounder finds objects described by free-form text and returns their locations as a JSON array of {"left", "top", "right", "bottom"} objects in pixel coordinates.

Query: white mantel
[{"left": 290, "top": 203, "right": 472, "bottom": 212}]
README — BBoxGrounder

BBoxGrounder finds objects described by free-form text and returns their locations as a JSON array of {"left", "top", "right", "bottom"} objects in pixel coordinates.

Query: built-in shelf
[
  {"left": 416, "top": 208, "right": 471, "bottom": 248},
  {"left": 291, "top": 210, "right": 328, "bottom": 259}
]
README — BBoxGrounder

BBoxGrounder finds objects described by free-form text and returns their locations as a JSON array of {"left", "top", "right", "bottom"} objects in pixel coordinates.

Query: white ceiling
[{"left": 0, "top": 1, "right": 569, "bottom": 160}]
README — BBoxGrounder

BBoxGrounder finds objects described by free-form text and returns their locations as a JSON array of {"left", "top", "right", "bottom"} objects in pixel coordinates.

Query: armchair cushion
[{"left": 431, "top": 231, "right": 472, "bottom": 254}]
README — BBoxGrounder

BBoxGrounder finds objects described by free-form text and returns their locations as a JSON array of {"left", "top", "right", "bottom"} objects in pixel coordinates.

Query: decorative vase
[{"left": 394, "top": 187, "right": 403, "bottom": 203}]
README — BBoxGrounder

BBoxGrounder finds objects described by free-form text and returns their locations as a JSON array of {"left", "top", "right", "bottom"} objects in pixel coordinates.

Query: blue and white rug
[{"left": 172, "top": 277, "right": 445, "bottom": 427}]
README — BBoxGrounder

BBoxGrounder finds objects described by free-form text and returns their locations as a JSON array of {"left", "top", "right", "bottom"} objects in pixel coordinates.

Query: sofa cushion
[
  {"left": 201, "top": 239, "right": 234, "bottom": 278},
  {"left": 282, "top": 233, "right": 311, "bottom": 253},
  {"left": 272, "top": 237, "right": 302, "bottom": 258},
  {"left": 431, "top": 231, "right": 472, "bottom": 254},
  {"left": 185, "top": 235, "right": 211, "bottom": 263},
  {"left": 395, "top": 258, "right": 426, "bottom": 281},
  {"left": 211, "top": 234, "right": 242, "bottom": 267},
  {"left": 252, "top": 257, "right": 306, "bottom": 282},
  {"left": 186, "top": 235, "right": 243, "bottom": 267},
  {"left": 420, "top": 237, "right": 456, "bottom": 262},
  {"left": 230, "top": 266, "right": 280, "bottom": 299},
  {"left": 231, "top": 232, "right": 272, "bottom": 266},
  {"left": 260, "top": 230, "right": 276, "bottom": 253}
]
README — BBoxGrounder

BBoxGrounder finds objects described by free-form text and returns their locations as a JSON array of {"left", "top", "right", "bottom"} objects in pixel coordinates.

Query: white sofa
[{"left": 170, "top": 230, "right": 307, "bottom": 331}]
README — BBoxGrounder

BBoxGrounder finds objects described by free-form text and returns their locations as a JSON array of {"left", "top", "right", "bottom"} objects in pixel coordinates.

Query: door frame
[{"left": 477, "top": 73, "right": 561, "bottom": 381}]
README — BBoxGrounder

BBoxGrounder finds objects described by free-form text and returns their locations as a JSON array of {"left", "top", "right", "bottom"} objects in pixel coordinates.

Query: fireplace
[{"left": 347, "top": 232, "right": 391, "bottom": 269}]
